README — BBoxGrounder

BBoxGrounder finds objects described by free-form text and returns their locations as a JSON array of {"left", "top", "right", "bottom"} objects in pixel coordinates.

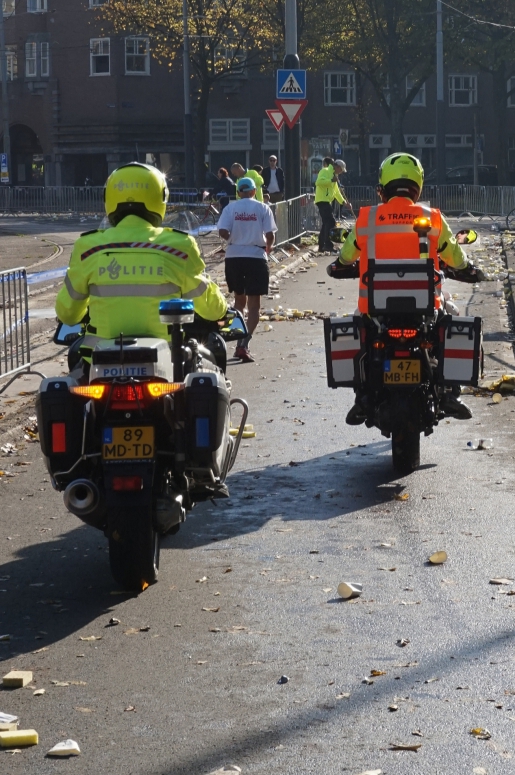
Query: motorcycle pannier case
[
  {"left": 184, "top": 372, "right": 231, "bottom": 477},
  {"left": 438, "top": 314, "right": 482, "bottom": 386},
  {"left": 324, "top": 316, "right": 362, "bottom": 388},
  {"left": 35, "top": 377, "right": 85, "bottom": 480},
  {"left": 366, "top": 259, "right": 435, "bottom": 316}
]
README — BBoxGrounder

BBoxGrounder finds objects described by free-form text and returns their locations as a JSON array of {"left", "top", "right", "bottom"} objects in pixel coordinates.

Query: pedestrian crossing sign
[{"left": 276, "top": 69, "right": 306, "bottom": 100}]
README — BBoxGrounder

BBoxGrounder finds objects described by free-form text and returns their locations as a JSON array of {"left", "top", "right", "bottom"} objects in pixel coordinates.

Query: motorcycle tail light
[
  {"left": 51, "top": 422, "right": 66, "bottom": 453},
  {"left": 388, "top": 328, "right": 417, "bottom": 339},
  {"left": 112, "top": 476, "right": 143, "bottom": 492},
  {"left": 395, "top": 350, "right": 411, "bottom": 357},
  {"left": 70, "top": 384, "right": 106, "bottom": 400},
  {"left": 145, "top": 382, "right": 185, "bottom": 398},
  {"left": 109, "top": 383, "right": 146, "bottom": 410},
  {"left": 372, "top": 341, "right": 385, "bottom": 349}
]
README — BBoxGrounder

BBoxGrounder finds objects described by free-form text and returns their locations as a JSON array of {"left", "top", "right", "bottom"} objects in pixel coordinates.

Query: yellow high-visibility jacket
[
  {"left": 55, "top": 215, "right": 227, "bottom": 351},
  {"left": 314, "top": 165, "right": 345, "bottom": 205},
  {"left": 235, "top": 169, "right": 265, "bottom": 202}
]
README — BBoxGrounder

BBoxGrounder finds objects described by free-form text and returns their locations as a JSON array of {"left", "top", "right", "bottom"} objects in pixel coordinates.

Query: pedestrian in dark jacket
[
  {"left": 262, "top": 156, "right": 285, "bottom": 203},
  {"left": 212, "top": 168, "right": 236, "bottom": 211}
]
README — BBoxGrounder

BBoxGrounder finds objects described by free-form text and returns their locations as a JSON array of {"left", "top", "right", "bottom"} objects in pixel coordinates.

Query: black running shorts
[{"left": 225, "top": 257, "right": 269, "bottom": 296}]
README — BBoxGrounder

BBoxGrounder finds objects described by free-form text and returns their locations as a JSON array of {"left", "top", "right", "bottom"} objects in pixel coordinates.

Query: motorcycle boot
[{"left": 439, "top": 386, "right": 472, "bottom": 420}]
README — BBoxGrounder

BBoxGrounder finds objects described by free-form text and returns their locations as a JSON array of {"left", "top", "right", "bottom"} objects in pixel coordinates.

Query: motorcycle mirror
[
  {"left": 455, "top": 229, "right": 478, "bottom": 245},
  {"left": 219, "top": 309, "right": 249, "bottom": 342},
  {"left": 53, "top": 321, "right": 83, "bottom": 346}
]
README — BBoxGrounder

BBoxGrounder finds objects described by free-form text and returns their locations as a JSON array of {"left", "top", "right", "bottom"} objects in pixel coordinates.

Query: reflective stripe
[
  {"left": 89, "top": 282, "right": 181, "bottom": 298},
  {"left": 182, "top": 279, "right": 208, "bottom": 299},
  {"left": 65, "top": 274, "right": 89, "bottom": 301}
]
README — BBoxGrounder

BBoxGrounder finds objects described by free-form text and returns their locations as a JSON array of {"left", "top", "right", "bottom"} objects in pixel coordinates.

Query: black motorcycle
[
  {"left": 36, "top": 301, "right": 248, "bottom": 590},
  {"left": 325, "top": 222, "right": 483, "bottom": 473}
]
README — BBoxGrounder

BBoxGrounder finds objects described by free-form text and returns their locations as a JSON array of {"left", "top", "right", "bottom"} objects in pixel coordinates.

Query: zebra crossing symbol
[{"left": 276, "top": 69, "right": 306, "bottom": 100}]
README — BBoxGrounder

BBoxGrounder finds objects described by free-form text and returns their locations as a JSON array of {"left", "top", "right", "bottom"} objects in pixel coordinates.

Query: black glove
[
  {"left": 326, "top": 261, "right": 360, "bottom": 279},
  {"left": 444, "top": 263, "right": 485, "bottom": 283}
]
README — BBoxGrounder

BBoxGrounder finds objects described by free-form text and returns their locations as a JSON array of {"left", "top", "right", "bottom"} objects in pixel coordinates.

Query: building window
[
  {"left": 263, "top": 119, "right": 285, "bottom": 146},
  {"left": 27, "top": 0, "right": 47, "bottom": 11},
  {"left": 508, "top": 77, "right": 515, "bottom": 107},
  {"left": 89, "top": 0, "right": 105, "bottom": 6},
  {"left": 125, "top": 37, "right": 150, "bottom": 75},
  {"left": 3, "top": 0, "right": 15, "bottom": 15},
  {"left": 6, "top": 46, "right": 17, "bottom": 80},
  {"left": 25, "top": 42, "right": 37, "bottom": 77},
  {"left": 449, "top": 75, "right": 477, "bottom": 106},
  {"left": 209, "top": 119, "right": 250, "bottom": 145},
  {"left": 90, "top": 38, "right": 110, "bottom": 76},
  {"left": 324, "top": 72, "right": 355, "bottom": 106},
  {"left": 40, "top": 41, "right": 49, "bottom": 77},
  {"left": 406, "top": 76, "right": 426, "bottom": 107},
  {"left": 214, "top": 44, "right": 246, "bottom": 76}
]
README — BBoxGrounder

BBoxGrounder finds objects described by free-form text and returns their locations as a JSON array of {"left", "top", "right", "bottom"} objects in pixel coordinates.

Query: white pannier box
[
  {"left": 438, "top": 315, "right": 482, "bottom": 386},
  {"left": 324, "top": 316, "right": 362, "bottom": 389}
]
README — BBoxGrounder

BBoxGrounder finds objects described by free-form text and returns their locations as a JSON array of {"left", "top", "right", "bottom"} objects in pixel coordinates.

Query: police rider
[
  {"left": 56, "top": 163, "right": 227, "bottom": 371},
  {"left": 329, "top": 152, "right": 485, "bottom": 425}
]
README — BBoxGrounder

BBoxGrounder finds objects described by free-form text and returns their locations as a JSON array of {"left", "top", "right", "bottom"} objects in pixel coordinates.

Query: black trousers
[{"left": 316, "top": 201, "right": 336, "bottom": 251}]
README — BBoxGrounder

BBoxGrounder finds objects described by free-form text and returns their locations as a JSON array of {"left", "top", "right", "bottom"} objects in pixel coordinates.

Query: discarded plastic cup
[
  {"left": 492, "top": 392, "right": 502, "bottom": 403},
  {"left": 467, "top": 439, "right": 480, "bottom": 450},
  {"left": 263, "top": 324, "right": 273, "bottom": 332},
  {"left": 337, "top": 582, "right": 362, "bottom": 599},
  {"left": 479, "top": 438, "right": 493, "bottom": 450}
]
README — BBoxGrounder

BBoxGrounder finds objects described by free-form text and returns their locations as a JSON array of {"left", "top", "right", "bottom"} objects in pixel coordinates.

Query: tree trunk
[
  {"left": 354, "top": 72, "right": 370, "bottom": 181},
  {"left": 491, "top": 63, "right": 510, "bottom": 186}
]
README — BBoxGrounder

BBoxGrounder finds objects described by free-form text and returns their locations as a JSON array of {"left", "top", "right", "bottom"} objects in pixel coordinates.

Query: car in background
[{"left": 425, "top": 165, "right": 498, "bottom": 186}]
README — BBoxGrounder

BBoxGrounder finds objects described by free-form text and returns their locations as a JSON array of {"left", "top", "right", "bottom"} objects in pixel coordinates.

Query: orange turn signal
[
  {"left": 373, "top": 341, "right": 385, "bottom": 349},
  {"left": 70, "top": 384, "right": 106, "bottom": 400},
  {"left": 145, "top": 382, "right": 185, "bottom": 398},
  {"left": 413, "top": 216, "right": 431, "bottom": 230}
]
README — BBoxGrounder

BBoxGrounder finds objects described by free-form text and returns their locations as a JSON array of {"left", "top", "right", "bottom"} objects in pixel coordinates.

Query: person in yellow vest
[
  {"left": 231, "top": 163, "right": 264, "bottom": 202},
  {"left": 314, "top": 158, "right": 347, "bottom": 253},
  {"left": 56, "top": 163, "right": 227, "bottom": 371},
  {"left": 330, "top": 152, "right": 484, "bottom": 424}
]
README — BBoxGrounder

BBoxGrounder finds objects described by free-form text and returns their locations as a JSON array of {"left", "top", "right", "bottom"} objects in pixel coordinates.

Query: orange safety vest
[{"left": 355, "top": 200, "right": 442, "bottom": 314}]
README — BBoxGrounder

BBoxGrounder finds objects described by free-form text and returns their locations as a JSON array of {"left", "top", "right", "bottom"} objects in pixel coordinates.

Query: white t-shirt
[
  {"left": 267, "top": 169, "right": 280, "bottom": 193},
  {"left": 218, "top": 197, "right": 277, "bottom": 259}
]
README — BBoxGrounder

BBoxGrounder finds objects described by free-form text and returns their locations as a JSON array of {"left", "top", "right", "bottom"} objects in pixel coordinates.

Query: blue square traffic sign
[{"left": 276, "top": 69, "right": 306, "bottom": 100}]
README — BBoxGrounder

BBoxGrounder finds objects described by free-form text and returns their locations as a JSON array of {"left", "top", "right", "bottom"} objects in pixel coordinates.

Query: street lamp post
[
  {"left": 0, "top": 4, "right": 11, "bottom": 184},
  {"left": 182, "top": 0, "right": 194, "bottom": 189},
  {"left": 436, "top": 0, "right": 445, "bottom": 185},
  {"left": 283, "top": 0, "right": 300, "bottom": 199}
]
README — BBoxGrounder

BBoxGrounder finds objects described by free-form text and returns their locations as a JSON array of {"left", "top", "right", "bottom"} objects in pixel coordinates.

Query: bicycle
[
  {"left": 191, "top": 192, "right": 221, "bottom": 226},
  {"left": 506, "top": 207, "right": 515, "bottom": 231}
]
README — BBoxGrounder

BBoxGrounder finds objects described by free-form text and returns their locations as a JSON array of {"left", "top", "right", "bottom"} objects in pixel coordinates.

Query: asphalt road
[{"left": 1, "top": 221, "right": 515, "bottom": 774}]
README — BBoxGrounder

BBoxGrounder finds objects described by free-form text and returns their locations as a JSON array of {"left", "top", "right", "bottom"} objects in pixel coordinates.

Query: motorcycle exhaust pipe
[{"left": 63, "top": 479, "right": 100, "bottom": 517}]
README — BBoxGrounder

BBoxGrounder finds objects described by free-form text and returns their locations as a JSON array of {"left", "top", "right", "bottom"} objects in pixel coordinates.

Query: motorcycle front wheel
[
  {"left": 391, "top": 428, "right": 420, "bottom": 474},
  {"left": 109, "top": 505, "right": 160, "bottom": 591}
]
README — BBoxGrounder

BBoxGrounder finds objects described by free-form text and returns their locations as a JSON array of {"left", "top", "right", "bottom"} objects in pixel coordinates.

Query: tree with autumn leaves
[{"left": 100, "top": 0, "right": 515, "bottom": 184}]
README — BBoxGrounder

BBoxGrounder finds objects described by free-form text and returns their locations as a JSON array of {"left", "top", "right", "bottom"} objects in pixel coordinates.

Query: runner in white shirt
[{"left": 218, "top": 177, "right": 277, "bottom": 362}]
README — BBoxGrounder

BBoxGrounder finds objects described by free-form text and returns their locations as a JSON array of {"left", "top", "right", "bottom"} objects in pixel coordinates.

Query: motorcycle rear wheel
[
  {"left": 391, "top": 428, "right": 420, "bottom": 474},
  {"left": 109, "top": 507, "right": 160, "bottom": 591}
]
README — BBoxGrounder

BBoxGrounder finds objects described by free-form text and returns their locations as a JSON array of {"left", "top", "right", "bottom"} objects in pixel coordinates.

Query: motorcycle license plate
[
  {"left": 102, "top": 426, "right": 154, "bottom": 460},
  {"left": 383, "top": 359, "right": 421, "bottom": 384}
]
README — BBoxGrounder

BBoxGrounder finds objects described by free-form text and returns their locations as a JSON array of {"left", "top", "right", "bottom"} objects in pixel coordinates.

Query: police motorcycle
[
  {"left": 324, "top": 219, "right": 483, "bottom": 474},
  {"left": 36, "top": 302, "right": 248, "bottom": 591}
]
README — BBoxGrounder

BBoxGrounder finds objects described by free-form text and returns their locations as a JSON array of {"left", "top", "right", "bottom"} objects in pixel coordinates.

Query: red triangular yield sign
[
  {"left": 265, "top": 109, "right": 285, "bottom": 132},
  {"left": 275, "top": 99, "right": 308, "bottom": 129}
]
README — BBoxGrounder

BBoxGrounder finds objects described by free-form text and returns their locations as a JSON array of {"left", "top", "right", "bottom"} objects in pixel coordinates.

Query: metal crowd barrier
[{"left": 0, "top": 268, "right": 46, "bottom": 395}]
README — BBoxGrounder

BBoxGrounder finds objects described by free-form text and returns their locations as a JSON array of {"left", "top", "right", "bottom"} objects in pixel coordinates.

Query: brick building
[{"left": 1, "top": 1, "right": 514, "bottom": 187}]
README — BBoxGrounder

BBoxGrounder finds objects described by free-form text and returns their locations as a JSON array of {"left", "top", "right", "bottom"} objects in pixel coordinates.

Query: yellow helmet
[
  {"left": 104, "top": 162, "right": 169, "bottom": 226},
  {"left": 378, "top": 153, "right": 424, "bottom": 195}
]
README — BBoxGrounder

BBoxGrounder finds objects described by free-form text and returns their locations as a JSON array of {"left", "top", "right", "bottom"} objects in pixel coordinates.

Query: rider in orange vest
[{"left": 329, "top": 152, "right": 485, "bottom": 424}]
